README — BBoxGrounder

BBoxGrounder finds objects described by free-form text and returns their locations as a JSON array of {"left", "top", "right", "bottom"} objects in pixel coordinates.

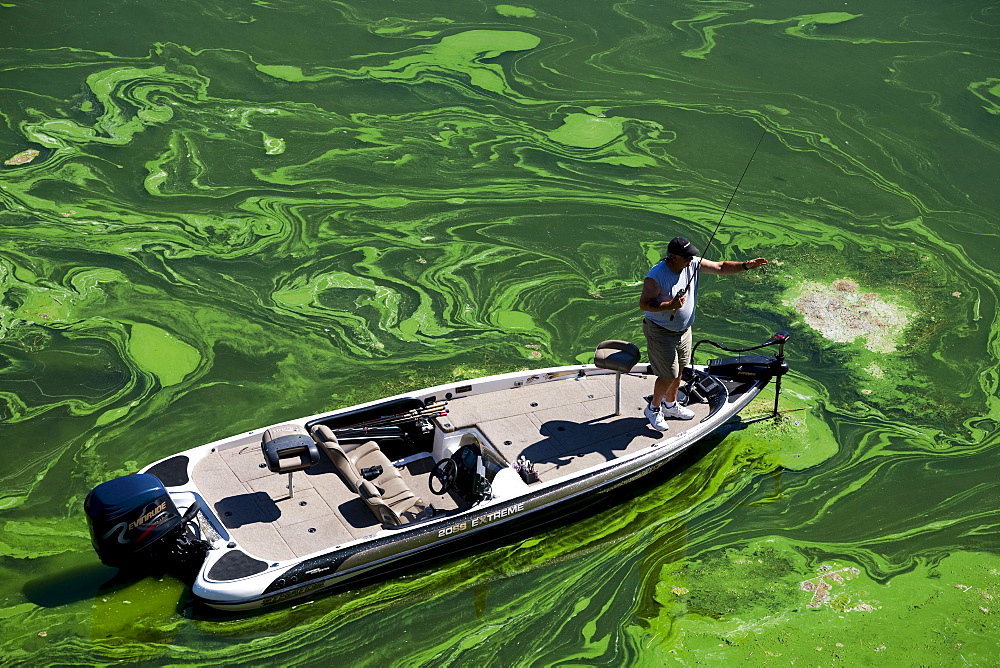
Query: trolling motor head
[
  {"left": 704, "top": 331, "right": 790, "bottom": 381},
  {"left": 700, "top": 331, "right": 791, "bottom": 417},
  {"left": 683, "top": 330, "right": 791, "bottom": 408}
]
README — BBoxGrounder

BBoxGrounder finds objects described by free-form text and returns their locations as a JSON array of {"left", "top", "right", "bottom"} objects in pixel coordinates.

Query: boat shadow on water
[{"left": 23, "top": 562, "right": 131, "bottom": 610}]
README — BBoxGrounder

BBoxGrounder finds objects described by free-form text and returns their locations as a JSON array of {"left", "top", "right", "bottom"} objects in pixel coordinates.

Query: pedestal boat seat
[
  {"left": 594, "top": 340, "right": 641, "bottom": 416},
  {"left": 261, "top": 424, "right": 321, "bottom": 498}
]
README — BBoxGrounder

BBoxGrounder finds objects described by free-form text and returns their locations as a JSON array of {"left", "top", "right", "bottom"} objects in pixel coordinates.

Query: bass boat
[{"left": 85, "top": 333, "right": 789, "bottom": 612}]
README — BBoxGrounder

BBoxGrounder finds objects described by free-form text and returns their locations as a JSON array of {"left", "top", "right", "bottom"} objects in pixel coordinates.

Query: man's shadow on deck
[{"left": 519, "top": 416, "right": 662, "bottom": 466}]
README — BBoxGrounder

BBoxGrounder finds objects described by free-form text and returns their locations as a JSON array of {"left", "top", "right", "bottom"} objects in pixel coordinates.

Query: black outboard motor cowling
[{"left": 85, "top": 473, "right": 186, "bottom": 569}]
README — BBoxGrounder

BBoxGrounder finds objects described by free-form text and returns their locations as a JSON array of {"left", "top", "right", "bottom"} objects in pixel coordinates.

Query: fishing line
[
  {"left": 697, "top": 128, "right": 768, "bottom": 268},
  {"left": 670, "top": 128, "right": 768, "bottom": 320}
]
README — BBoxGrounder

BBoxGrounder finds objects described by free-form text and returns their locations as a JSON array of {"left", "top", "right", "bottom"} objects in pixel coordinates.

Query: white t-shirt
[{"left": 643, "top": 258, "right": 701, "bottom": 331}]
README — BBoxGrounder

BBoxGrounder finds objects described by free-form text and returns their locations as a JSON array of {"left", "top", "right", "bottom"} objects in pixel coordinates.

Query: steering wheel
[{"left": 429, "top": 458, "right": 458, "bottom": 495}]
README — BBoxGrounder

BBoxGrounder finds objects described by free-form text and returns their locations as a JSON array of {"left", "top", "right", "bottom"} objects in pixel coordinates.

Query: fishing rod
[
  {"left": 670, "top": 128, "right": 768, "bottom": 321},
  {"left": 335, "top": 411, "right": 448, "bottom": 432},
  {"left": 334, "top": 402, "right": 448, "bottom": 430}
]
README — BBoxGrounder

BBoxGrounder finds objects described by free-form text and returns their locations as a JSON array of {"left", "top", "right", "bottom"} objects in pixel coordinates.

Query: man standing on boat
[{"left": 639, "top": 236, "right": 768, "bottom": 431}]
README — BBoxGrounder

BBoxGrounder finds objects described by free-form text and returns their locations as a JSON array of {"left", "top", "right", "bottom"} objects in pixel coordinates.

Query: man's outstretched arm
[{"left": 699, "top": 257, "right": 767, "bottom": 275}]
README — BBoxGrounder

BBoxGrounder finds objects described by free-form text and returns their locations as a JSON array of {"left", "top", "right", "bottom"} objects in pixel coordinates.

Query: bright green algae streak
[
  {"left": 496, "top": 5, "right": 537, "bottom": 20},
  {"left": 1, "top": 0, "right": 999, "bottom": 665},
  {"left": 127, "top": 323, "right": 201, "bottom": 387}
]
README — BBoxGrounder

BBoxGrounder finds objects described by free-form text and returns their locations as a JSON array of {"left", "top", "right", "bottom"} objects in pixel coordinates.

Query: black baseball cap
[{"left": 667, "top": 236, "right": 700, "bottom": 258}]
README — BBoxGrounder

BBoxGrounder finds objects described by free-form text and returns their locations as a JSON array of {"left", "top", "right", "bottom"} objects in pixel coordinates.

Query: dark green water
[{"left": 1, "top": 0, "right": 998, "bottom": 664}]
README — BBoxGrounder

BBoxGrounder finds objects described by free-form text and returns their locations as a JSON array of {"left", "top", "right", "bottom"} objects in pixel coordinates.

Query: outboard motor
[{"left": 85, "top": 473, "right": 196, "bottom": 570}]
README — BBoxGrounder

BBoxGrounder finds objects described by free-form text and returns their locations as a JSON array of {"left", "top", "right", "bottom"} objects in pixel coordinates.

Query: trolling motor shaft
[{"left": 770, "top": 332, "right": 789, "bottom": 417}]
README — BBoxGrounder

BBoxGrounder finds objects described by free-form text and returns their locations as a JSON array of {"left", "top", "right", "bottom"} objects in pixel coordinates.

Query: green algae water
[{"left": 1, "top": 0, "right": 998, "bottom": 664}]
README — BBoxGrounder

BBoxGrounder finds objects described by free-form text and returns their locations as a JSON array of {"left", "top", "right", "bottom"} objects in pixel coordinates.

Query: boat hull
[
  {"left": 99, "top": 360, "right": 775, "bottom": 612},
  {"left": 189, "top": 366, "right": 764, "bottom": 611}
]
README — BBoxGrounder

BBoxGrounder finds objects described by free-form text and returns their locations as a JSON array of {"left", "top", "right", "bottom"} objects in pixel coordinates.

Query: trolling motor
[{"left": 687, "top": 331, "right": 790, "bottom": 415}]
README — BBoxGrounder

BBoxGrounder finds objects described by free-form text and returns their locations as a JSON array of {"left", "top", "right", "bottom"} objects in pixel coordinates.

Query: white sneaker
[
  {"left": 644, "top": 403, "right": 670, "bottom": 431},
  {"left": 660, "top": 401, "right": 695, "bottom": 420}
]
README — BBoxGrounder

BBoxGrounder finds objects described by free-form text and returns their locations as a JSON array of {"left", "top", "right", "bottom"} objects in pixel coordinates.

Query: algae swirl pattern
[{"left": 1, "top": 0, "right": 998, "bottom": 664}]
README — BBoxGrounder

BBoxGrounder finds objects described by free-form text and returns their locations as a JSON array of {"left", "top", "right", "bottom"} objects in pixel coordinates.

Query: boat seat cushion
[
  {"left": 261, "top": 424, "right": 321, "bottom": 474},
  {"left": 311, "top": 426, "right": 368, "bottom": 492},
  {"left": 348, "top": 441, "right": 401, "bottom": 482},
  {"left": 594, "top": 340, "right": 641, "bottom": 373},
  {"left": 368, "top": 474, "right": 411, "bottom": 502},
  {"left": 311, "top": 427, "right": 422, "bottom": 526},
  {"left": 358, "top": 479, "right": 419, "bottom": 526},
  {"left": 312, "top": 425, "right": 411, "bottom": 503}
]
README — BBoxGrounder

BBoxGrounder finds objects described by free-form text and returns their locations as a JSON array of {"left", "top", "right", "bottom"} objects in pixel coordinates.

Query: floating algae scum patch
[
  {"left": 749, "top": 242, "right": 987, "bottom": 432},
  {"left": 543, "top": 111, "right": 658, "bottom": 167},
  {"left": 783, "top": 278, "right": 913, "bottom": 354},
  {"left": 799, "top": 564, "right": 865, "bottom": 610},
  {"left": 495, "top": 4, "right": 537, "bottom": 18},
  {"left": 256, "top": 29, "right": 542, "bottom": 99},
  {"left": 4, "top": 149, "right": 39, "bottom": 165},
  {"left": 653, "top": 540, "right": 805, "bottom": 622},
  {"left": 642, "top": 539, "right": 1000, "bottom": 664}
]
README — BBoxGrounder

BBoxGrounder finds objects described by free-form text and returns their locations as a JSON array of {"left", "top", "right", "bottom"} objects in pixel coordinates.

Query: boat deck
[
  {"left": 191, "top": 371, "right": 712, "bottom": 562},
  {"left": 441, "top": 371, "right": 708, "bottom": 478}
]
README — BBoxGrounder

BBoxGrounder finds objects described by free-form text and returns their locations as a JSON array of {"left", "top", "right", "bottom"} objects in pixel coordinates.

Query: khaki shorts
[{"left": 643, "top": 318, "right": 692, "bottom": 379}]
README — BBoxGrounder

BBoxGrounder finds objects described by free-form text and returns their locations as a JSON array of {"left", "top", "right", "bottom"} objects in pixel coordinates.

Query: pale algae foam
[{"left": 0, "top": 0, "right": 997, "bottom": 665}]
